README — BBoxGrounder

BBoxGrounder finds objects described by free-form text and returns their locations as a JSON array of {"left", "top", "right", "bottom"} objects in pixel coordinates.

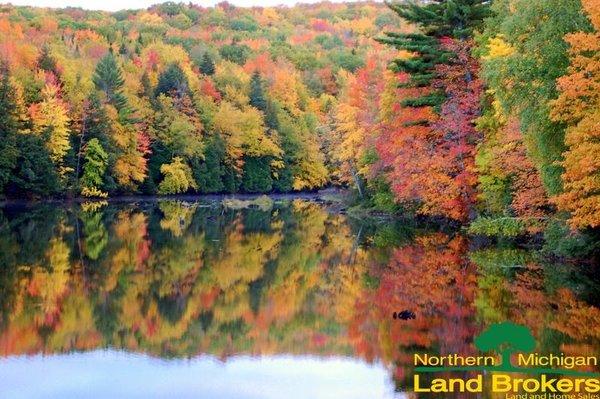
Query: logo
[{"left": 411, "top": 322, "right": 600, "bottom": 395}]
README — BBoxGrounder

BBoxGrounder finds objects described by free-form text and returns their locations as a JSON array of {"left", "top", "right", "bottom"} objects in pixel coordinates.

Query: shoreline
[{"left": 0, "top": 188, "right": 348, "bottom": 207}]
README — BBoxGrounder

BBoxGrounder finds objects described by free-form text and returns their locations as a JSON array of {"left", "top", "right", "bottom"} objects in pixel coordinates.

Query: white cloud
[{"left": 5, "top": 0, "right": 375, "bottom": 12}]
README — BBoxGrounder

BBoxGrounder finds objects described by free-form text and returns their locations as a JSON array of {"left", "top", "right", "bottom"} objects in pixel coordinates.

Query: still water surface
[{"left": 0, "top": 199, "right": 598, "bottom": 398}]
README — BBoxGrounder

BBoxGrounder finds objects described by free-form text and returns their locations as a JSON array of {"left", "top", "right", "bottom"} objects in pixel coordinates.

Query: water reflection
[{"left": 0, "top": 199, "right": 598, "bottom": 397}]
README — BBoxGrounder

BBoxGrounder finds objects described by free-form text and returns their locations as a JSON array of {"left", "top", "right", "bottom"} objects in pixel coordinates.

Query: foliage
[
  {"left": 192, "top": 134, "right": 226, "bottom": 194},
  {"left": 467, "top": 216, "right": 526, "bottom": 238},
  {"left": 0, "top": 1, "right": 397, "bottom": 198},
  {"left": 219, "top": 44, "right": 251, "bottom": 65},
  {"left": 550, "top": 0, "right": 600, "bottom": 229},
  {"left": 198, "top": 52, "right": 215, "bottom": 76},
  {"left": 93, "top": 51, "right": 128, "bottom": 110},
  {"left": 0, "top": 0, "right": 598, "bottom": 243},
  {"left": 158, "top": 156, "right": 197, "bottom": 194},
  {"left": 80, "top": 138, "right": 108, "bottom": 195},
  {"left": 81, "top": 186, "right": 108, "bottom": 198},
  {"left": 387, "top": 0, "right": 490, "bottom": 39},
  {"left": 543, "top": 219, "right": 598, "bottom": 258},
  {"left": 249, "top": 71, "right": 267, "bottom": 111},
  {"left": 9, "top": 134, "right": 59, "bottom": 197},
  {"left": 0, "top": 62, "right": 19, "bottom": 193},
  {"left": 242, "top": 156, "right": 273, "bottom": 193},
  {"left": 0, "top": 200, "right": 597, "bottom": 378},
  {"left": 478, "top": 0, "right": 591, "bottom": 196},
  {"left": 31, "top": 75, "right": 71, "bottom": 179},
  {"left": 155, "top": 63, "right": 189, "bottom": 98},
  {"left": 377, "top": 0, "right": 488, "bottom": 221}
]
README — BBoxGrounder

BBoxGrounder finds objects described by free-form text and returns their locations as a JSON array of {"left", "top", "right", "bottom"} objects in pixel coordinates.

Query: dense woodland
[
  {"left": 0, "top": 0, "right": 599, "bottom": 247},
  {"left": 0, "top": 1, "right": 397, "bottom": 198}
]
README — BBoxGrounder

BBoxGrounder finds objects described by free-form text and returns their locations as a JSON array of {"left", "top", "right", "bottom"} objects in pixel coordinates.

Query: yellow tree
[
  {"left": 31, "top": 75, "right": 71, "bottom": 178},
  {"left": 551, "top": 0, "right": 600, "bottom": 228},
  {"left": 212, "top": 100, "right": 282, "bottom": 172},
  {"left": 331, "top": 57, "right": 385, "bottom": 196},
  {"left": 333, "top": 100, "right": 366, "bottom": 192},
  {"left": 106, "top": 106, "right": 147, "bottom": 190}
]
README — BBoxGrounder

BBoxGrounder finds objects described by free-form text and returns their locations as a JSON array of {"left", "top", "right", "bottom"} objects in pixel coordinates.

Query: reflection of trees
[
  {"left": 0, "top": 211, "right": 19, "bottom": 326},
  {"left": 347, "top": 233, "right": 479, "bottom": 393},
  {"left": 81, "top": 210, "right": 108, "bottom": 260},
  {"left": 471, "top": 249, "right": 600, "bottom": 359},
  {"left": 0, "top": 200, "right": 597, "bottom": 392},
  {"left": 0, "top": 200, "right": 365, "bottom": 358}
]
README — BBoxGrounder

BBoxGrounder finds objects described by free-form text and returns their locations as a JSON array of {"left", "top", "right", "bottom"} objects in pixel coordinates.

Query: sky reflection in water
[{"left": 0, "top": 351, "right": 400, "bottom": 399}]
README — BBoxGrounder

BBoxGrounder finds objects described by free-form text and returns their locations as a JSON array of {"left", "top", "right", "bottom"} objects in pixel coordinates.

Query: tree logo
[
  {"left": 474, "top": 321, "right": 535, "bottom": 371},
  {"left": 414, "top": 322, "right": 598, "bottom": 376}
]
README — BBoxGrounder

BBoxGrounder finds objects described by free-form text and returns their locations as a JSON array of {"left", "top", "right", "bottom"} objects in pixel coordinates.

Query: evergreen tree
[
  {"left": 82, "top": 93, "right": 113, "bottom": 149},
  {"left": 249, "top": 71, "right": 267, "bottom": 112},
  {"left": 377, "top": 0, "right": 490, "bottom": 102},
  {"left": 93, "top": 51, "right": 128, "bottom": 110},
  {"left": 375, "top": 0, "right": 490, "bottom": 220},
  {"left": 273, "top": 162, "right": 293, "bottom": 193},
  {"left": 389, "top": 0, "right": 490, "bottom": 39},
  {"left": 192, "top": 134, "right": 226, "bottom": 193},
  {"left": 139, "top": 71, "right": 158, "bottom": 109},
  {"left": 242, "top": 156, "right": 273, "bottom": 193},
  {"left": 155, "top": 63, "right": 189, "bottom": 98},
  {"left": 199, "top": 52, "right": 216, "bottom": 76},
  {"left": 146, "top": 141, "right": 171, "bottom": 194},
  {"left": 139, "top": 71, "right": 153, "bottom": 99},
  {"left": 75, "top": 93, "right": 116, "bottom": 192},
  {"left": 223, "top": 165, "right": 242, "bottom": 193},
  {"left": 0, "top": 62, "right": 18, "bottom": 194},
  {"left": 9, "top": 134, "right": 59, "bottom": 197},
  {"left": 264, "top": 100, "right": 280, "bottom": 130},
  {"left": 37, "top": 44, "right": 58, "bottom": 75}
]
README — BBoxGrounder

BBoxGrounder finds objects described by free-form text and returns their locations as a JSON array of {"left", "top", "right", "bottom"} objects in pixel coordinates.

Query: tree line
[
  {"left": 0, "top": 0, "right": 599, "bottom": 246},
  {"left": 0, "top": 2, "right": 393, "bottom": 198}
]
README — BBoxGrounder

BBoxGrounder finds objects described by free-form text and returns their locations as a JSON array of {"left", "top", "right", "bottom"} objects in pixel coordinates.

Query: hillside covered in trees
[
  {"left": 0, "top": 0, "right": 600, "bottom": 246},
  {"left": 0, "top": 1, "right": 397, "bottom": 198}
]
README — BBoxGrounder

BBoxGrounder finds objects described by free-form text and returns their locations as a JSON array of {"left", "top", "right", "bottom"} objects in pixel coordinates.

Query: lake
[{"left": 0, "top": 198, "right": 598, "bottom": 398}]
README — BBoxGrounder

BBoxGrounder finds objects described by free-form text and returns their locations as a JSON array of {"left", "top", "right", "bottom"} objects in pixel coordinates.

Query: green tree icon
[{"left": 474, "top": 322, "right": 535, "bottom": 370}]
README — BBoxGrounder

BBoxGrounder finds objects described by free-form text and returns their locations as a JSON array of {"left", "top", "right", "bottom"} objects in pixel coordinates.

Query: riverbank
[{"left": 0, "top": 188, "right": 349, "bottom": 206}]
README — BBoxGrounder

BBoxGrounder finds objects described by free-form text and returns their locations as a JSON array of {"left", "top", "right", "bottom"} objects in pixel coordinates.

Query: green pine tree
[
  {"left": 377, "top": 0, "right": 490, "bottom": 103},
  {"left": 155, "top": 63, "right": 189, "bottom": 98},
  {"left": 199, "top": 52, "right": 216, "bottom": 76},
  {"left": 93, "top": 51, "right": 128, "bottom": 110},
  {"left": 249, "top": 71, "right": 267, "bottom": 112},
  {"left": 37, "top": 44, "right": 58, "bottom": 75},
  {"left": 192, "top": 134, "right": 226, "bottom": 193},
  {"left": 389, "top": 0, "right": 490, "bottom": 39},
  {"left": 83, "top": 93, "right": 113, "bottom": 147},
  {"left": 9, "top": 134, "right": 59, "bottom": 197},
  {"left": 242, "top": 156, "right": 273, "bottom": 193},
  {"left": 76, "top": 93, "right": 114, "bottom": 185}
]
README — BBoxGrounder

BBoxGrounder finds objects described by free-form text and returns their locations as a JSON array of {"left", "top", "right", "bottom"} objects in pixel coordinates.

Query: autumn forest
[
  {"left": 1, "top": 1, "right": 600, "bottom": 396},
  {"left": 0, "top": 0, "right": 600, "bottom": 251}
]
